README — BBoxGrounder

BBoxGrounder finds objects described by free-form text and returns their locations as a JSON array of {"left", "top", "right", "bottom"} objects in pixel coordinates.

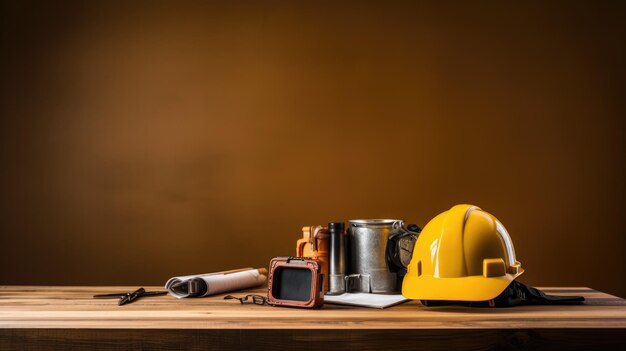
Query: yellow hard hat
[{"left": 402, "top": 204, "right": 523, "bottom": 301}]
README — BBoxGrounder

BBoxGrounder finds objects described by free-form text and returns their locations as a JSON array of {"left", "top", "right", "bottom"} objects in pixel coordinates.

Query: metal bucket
[{"left": 347, "top": 219, "right": 405, "bottom": 294}]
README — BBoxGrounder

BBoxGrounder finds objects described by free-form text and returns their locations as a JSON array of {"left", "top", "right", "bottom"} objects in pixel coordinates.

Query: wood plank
[
  {"left": 0, "top": 286, "right": 625, "bottom": 330},
  {"left": 1, "top": 328, "right": 626, "bottom": 351}
]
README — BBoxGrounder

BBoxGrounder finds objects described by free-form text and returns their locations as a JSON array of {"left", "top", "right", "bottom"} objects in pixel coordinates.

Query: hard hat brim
[{"left": 402, "top": 270, "right": 524, "bottom": 302}]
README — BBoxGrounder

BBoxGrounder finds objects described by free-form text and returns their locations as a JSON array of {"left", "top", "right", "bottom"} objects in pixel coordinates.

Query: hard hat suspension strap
[{"left": 420, "top": 281, "right": 585, "bottom": 308}]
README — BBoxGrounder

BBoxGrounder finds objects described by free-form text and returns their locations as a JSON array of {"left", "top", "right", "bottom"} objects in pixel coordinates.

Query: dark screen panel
[{"left": 272, "top": 267, "right": 312, "bottom": 302}]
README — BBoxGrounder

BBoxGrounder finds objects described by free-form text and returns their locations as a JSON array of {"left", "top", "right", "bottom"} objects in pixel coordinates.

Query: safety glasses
[{"left": 224, "top": 294, "right": 267, "bottom": 305}]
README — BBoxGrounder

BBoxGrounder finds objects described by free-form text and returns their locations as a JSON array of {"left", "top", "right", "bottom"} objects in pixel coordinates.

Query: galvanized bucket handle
[{"left": 392, "top": 220, "right": 405, "bottom": 231}]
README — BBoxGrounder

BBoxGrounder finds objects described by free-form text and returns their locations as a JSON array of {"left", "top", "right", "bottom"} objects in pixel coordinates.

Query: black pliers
[{"left": 93, "top": 287, "right": 168, "bottom": 306}]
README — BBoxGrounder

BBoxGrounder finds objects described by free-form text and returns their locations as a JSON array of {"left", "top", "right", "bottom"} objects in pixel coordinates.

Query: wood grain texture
[
  {"left": 1, "top": 286, "right": 625, "bottom": 350},
  {"left": 1, "top": 286, "right": 625, "bottom": 329},
  {"left": 2, "top": 329, "right": 626, "bottom": 351}
]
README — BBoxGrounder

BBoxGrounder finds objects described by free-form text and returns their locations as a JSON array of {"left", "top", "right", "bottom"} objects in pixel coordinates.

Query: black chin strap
[
  {"left": 421, "top": 281, "right": 585, "bottom": 308},
  {"left": 517, "top": 282, "right": 585, "bottom": 305}
]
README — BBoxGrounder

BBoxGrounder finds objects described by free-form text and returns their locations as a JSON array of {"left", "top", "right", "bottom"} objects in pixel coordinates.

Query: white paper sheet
[{"left": 324, "top": 293, "right": 409, "bottom": 309}]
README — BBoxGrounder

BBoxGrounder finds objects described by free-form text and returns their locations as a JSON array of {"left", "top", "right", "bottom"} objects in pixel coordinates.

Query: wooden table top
[{"left": 1, "top": 285, "right": 625, "bottom": 330}]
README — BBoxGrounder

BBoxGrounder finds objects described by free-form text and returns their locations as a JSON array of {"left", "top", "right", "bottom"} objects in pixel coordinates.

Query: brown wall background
[{"left": 1, "top": 0, "right": 625, "bottom": 297}]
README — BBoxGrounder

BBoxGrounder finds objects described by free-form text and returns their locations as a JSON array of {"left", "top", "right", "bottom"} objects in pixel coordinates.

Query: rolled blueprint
[{"left": 165, "top": 268, "right": 267, "bottom": 298}]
